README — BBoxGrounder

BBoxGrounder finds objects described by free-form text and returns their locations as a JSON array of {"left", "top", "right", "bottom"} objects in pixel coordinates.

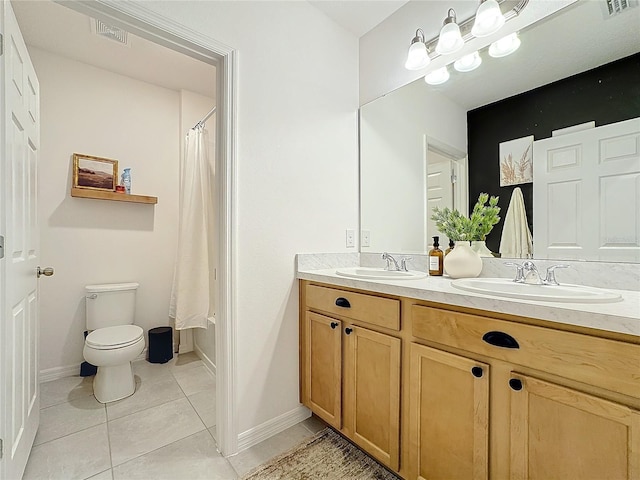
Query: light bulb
[
  {"left": 405, "top": 41, "right": 430, "bottom": 70},
  {"left": 424, "top": 67, "right": 450, "bottom": 85},
  {"left": 489, "top": 32, "right": 521, "bottom": 58},
  {"left": 435, "top": 9, "right": 464, "bottom": 56},
  {"left": 454, "top": 51, "right": 482, "bottom": 72},
  {"left": 472, "top": 0, "right": 505, "bottom": 37}
]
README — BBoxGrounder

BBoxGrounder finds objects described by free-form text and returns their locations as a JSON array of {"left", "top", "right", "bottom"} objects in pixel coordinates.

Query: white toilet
[{"left": 83, "top": 282, "right": 145, "bottom": 403}]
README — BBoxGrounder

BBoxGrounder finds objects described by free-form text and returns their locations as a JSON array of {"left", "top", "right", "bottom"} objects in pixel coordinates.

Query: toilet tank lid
[{"left": 85, "top": 282, "right": 139, "bottom": 293}]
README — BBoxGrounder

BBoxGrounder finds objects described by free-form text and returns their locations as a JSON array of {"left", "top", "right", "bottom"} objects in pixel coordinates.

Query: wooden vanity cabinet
[
  {"left": 301, "top": 283, "right": 402, "bottom": 471},
  {"left": 410, "top": 304, "right": 640, "bottom": 480},
  {"left": 300, "top": 280, "right": 640, "bottom": 479}
]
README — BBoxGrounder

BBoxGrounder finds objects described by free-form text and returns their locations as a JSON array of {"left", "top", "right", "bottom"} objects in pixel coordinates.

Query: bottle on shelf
[
  {"left": 429, "top": 236, "right": 444, "bottom": 276},
  {"left": 121, "top": 168, "right": 132, "bottom": 194}
]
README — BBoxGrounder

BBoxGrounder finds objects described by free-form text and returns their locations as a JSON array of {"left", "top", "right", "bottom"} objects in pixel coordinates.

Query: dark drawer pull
[
  {"left": 471, "top": 366, "right": 484, "bottom": 378},
  {"left": 482, "top": 331, "right": 519, "bottom": 349},
  {"left": 330, "top": 322, "right": 338, "bottom": 329},
  {"left": 509, "top": 378, "right": 523, "bottom": 391},
  {"left": 335, "top": 297, "right": 351, "bottom": 308},
  {"left": 345, "top": 327, "right": 353, "bottom": 335}
]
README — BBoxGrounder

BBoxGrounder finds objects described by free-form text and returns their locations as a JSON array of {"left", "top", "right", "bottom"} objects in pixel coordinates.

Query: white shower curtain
[{"left": 169, "top": 126, "right": 215, "bottom": 330}]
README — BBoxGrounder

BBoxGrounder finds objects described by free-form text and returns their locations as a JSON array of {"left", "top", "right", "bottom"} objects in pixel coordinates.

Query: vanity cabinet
[
  {"left": 301, "top": 284, "right": 402, "bottom": 471},
  {"left": 410, "top": 304, "right": 640, "bottom": 480},
  {"left": 300, "top": 280, "right": 640, "bottom": 479}
]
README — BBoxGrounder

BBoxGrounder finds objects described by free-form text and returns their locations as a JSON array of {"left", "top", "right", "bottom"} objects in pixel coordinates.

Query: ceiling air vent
[
  {"left": 91, "top": 18, "right": 129, "bottom": 46},
  {"left": 602, "top": 0, "right": 638, "bottom": 17}
]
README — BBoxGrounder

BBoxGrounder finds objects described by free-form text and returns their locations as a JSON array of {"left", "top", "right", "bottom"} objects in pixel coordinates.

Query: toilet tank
[{"left": 85, "top": 282, "right": 139, "bottom": 330}]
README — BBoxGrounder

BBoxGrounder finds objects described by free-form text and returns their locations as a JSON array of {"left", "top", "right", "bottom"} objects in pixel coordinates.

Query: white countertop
[{"left": 297, "top": 268, "right": 640, "bottom": 337}]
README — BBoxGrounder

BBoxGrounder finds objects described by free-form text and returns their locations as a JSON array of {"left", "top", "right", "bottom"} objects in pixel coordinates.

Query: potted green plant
[{"left": 430, "top": 193, "right": 500, "bottom": 277}]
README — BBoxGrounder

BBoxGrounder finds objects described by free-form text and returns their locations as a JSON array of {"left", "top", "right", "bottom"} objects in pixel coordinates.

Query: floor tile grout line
[
  {"left": 32, "top": 414, "right": 108, "bottom": 449},
  {"left": 108, "top": 424, "right": 210, "bottom": 470}
]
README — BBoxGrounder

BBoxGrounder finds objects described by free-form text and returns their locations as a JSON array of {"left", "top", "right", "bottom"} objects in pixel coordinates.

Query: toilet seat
[{"left": 86, "top": 325, "right": 144, "bottom": 350}]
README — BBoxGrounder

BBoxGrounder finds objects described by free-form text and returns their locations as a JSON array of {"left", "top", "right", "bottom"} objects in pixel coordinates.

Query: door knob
[{"left": 37, "top": 266, "right": 54, "bottom": 278}]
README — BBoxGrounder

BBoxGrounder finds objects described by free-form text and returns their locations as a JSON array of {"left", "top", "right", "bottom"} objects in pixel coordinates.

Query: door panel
[
  {"left": 305, "top": 312, "right": 342, "bottom": 428},
  {"left": 510, "top": 374, "right": 640, "bottom": 480},
  {"left": 533, "top": 118, "right": 640, "bottom": 261},
  {"left": 346, "top": 326, "right": 401, "bottom": 470},
  {"left": 410, "top": 343, "right": 489, "bottom": 480},
  {"left": 1, "top": 1, "right": 40, "bottom": 478}
]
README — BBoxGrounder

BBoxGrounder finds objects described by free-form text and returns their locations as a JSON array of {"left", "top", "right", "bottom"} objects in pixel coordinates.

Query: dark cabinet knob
[
  {"left": 471, "top": 366, "right": 484, "bottom": 378},
  {"left": 345, "top": 327, "right": 353, "bottom": 335},
  {"left": 335, "top": 297, "right": 351, "bottom": 308},
  {"left": 330, "top": 322, "right": 338, "bottom": 329},
  {"left": 509, "top": 378, "right": 523, "bottom": 391}
]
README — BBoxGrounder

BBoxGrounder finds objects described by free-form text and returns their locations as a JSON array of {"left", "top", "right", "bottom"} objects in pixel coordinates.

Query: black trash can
[{"left": 148, "top": 326, "right": 173, "bottom": 364}]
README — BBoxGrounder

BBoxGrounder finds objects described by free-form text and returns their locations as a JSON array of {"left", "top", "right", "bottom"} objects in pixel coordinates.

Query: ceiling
[
  {"left": 11, "top": 0, "right": 217, "bottom": 99},
  {"left": 308, "top": 0, "right": 409, "bottom": 37}
]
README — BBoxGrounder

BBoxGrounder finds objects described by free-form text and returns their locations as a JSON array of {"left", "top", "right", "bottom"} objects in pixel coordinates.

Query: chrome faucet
[
  {"left": 399, "top": 256, "right": 412, "bottom": 272},
  {"left": 505, "top": 261, "right": 570, "bottom": 285},
  {"left": 381, "top": 252, "right": 401, "bottom": 271}
]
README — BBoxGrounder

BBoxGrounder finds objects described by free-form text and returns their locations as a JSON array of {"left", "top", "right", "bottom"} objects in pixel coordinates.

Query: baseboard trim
[
  {"left": 40, "top": 347, "right": 148, "bottom": 383},
  {"left": 237, "top": 405, "right": 311, "bottom": 453},
  {"left": 40, "top": 364, "right": 81, "bottom": 383},
  {"left": 193, "top": 343, "right": 217, "bottom": 378}
]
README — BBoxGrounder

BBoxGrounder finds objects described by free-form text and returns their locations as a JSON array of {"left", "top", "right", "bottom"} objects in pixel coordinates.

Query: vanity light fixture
[
  {"left": 424, "top": 66, "right": 450, "bottom": 85},
  {"left": 404, "top": 29, "right": 430, "bottom": 70},
  {"left": 454, "top": 51, "right": 482, "bottom": 72},
  {"left": 471, "top": 0, "right": 506, "bottom": 37},
  {"left": 489, "top": 32, "right": 521, "bottom": 57},
  {"left": 435, "top": 9, "right": 464, "bottom": 55}
]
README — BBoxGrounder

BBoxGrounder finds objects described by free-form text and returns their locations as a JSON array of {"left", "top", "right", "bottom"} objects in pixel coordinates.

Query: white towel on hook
[
  {"left": 169, "top": 127, "right": 215, "bottom": 330},
  {"left": 499, "top": 187, "right": 533, "bottom": 259}
]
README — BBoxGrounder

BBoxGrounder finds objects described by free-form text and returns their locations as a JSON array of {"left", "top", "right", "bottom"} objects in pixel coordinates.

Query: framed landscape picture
[{"left": 72, "top": 153, "right": 118, "bottom": 191}]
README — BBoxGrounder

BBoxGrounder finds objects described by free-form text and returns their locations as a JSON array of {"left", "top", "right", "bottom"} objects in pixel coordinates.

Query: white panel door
[
  {"left": 533, "top": 117, "right": 640, "bottom": 262},
  {"left": 427, "top": 151, "right": 454, "bottom": 247},
  {"left": 1, "top": 1, "right": 41, "bottom": 478}
]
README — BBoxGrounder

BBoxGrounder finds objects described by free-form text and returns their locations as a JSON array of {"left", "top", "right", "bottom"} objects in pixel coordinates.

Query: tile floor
[{"left": 25, "top": 352, "right": 326, "bottom": 479}]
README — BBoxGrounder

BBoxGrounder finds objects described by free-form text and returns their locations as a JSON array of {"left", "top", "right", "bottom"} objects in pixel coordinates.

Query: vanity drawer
[
  {"left": 306, "top": 284, "right": 400, "bottom": 331},
  {"left": 412, "top": 305, "right": 640, "bottom": 398}
]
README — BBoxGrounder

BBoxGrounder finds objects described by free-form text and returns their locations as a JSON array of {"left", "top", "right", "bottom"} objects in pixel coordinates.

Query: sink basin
[
  {"left": 336, "top": 267, "right": 427, "bottom": 280},
  {"left": 451, "top": 278, "right": 622, "bottom": 303}
]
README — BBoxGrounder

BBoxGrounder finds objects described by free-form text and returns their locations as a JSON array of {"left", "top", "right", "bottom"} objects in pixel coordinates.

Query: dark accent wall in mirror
[{"left": 468, "top": 52, "right": 640, "bottom": 254}]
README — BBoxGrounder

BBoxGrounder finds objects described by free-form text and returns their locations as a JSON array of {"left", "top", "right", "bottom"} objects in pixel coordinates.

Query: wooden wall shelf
[{"left": 71, "top": 187, "right": 158, "bottom": 204}]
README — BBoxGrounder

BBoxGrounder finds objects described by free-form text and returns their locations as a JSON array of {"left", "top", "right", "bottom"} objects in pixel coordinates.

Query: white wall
[
  {"left": 139, "top": 1, "right": 359, "bottom": 434},
  {"left": 33, "top": 48, "right": 181, "bottom": 374},
  {"left": 360, "top": 80, "right": 466, "bottom": 253}
]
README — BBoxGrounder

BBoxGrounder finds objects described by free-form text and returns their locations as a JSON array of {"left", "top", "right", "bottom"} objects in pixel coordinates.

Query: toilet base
[{"left": 93, "top": 362, "right": 136, "bottom": 403}]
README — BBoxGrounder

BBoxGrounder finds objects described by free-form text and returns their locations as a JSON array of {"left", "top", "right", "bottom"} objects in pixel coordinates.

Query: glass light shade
[
  {"left": 435, "top": 22, "right": 464, "bottom": 55},
  {"left": 405, "top": 41, "right": 430, "bottom": 70},
  {"left": 424, "top": 66, "right": 450, "bottom": 85},
  {"left": 471, "top": 0, "right": 505, "bottom": 37},
  {"left": 454, "top": 51, "right": 482, "bottom": 72},
  {"left": 489, "top": 33, "right": 521, "bottom": 58}
]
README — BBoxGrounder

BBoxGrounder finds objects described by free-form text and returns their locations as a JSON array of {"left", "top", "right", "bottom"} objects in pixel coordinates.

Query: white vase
[
  {"left": 471, "top": 240, "right": 494, "bottom": 258},
  {"left": 444, "top": 242, "right": 483, "bottom": 279}
]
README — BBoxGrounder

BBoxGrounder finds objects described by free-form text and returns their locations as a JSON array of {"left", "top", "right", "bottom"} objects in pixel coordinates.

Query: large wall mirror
[{"left": 360, "top": 1, "right": 640, "bottom": 262}]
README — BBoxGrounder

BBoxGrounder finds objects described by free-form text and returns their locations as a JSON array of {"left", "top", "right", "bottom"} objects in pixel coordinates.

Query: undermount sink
[
  {"left": 451, "top": 278, "right": 622, "bottom": 303},
  {"left": 335, "top": 267, "right": 427, "bottom": 280}
]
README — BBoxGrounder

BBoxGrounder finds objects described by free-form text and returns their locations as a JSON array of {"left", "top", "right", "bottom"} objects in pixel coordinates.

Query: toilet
[{"left": 83, "top": 282, "right": 145, "bottom": 403}]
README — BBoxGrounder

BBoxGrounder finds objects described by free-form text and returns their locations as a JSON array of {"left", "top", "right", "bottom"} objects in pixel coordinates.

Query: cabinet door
[
  {"left": 345, "top": 325, "right": 401, "bottom": 471},
  {"left": 510, "top": 374, "right": 640, "bottom": 480},
  {"left": 305, "top": 312, "right": 342, "bottom": 428},
  {"left": 410, "top": 343, "right": 489, "bottom": 480}
]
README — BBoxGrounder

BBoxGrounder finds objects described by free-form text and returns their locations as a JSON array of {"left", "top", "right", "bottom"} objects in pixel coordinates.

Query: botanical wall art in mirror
[{"left": 359, "top": 1, "right": 640, "bottom": 262}]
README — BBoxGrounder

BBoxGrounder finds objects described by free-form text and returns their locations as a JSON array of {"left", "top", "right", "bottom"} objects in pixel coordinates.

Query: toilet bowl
[
  {"left": 83, "top": 282, "right": 144, "bottom": 404},
  {"left": 84, "top": 325, "right": 144, "bottom": 403}
]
